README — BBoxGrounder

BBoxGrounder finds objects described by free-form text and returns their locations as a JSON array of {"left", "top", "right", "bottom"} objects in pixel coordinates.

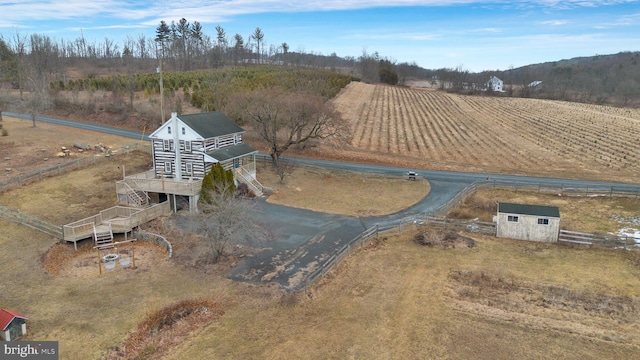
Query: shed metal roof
[
  {"left": 206, "top": 143, "right": 257, "bottom": 162},
  {"left": 0, "top": 309, "right": 28, "bottom": 330},
  {"left": 498, "top": 202, "right": 560, "bottom": 218},
  {"left": 179, "top": 112, "right": 244, "bottom": 139}
]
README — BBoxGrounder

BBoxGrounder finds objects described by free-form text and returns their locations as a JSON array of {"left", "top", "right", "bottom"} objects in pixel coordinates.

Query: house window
[
  {"left": 163, "top": 139, "right": 172, "bottom": 151},
  {"left": 185, "top": 163, "right": 193, "bottom": 176},
  {"left": 507, "top": 215, "right": 519, "bottom": 222},
  {"left": 167, "top": 126, "right": 171, "bottom": 134},
  {"left": 164, "top": 161, "right": 172, "bottom": 174},
  {"left": 537, "top": 218, "right": 550, "bottom": 225},
  {"left": 182, "top": 127, "right": 186, "bottom": 135},
  {"left": 185, "top": 141, "right": 192, "bottom": 153}
]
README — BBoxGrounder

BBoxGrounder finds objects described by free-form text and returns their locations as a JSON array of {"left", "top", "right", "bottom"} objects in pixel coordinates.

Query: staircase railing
[
  {"left": 236, "top": 167, "right": 263, "bottom": 196},
  {"left": 122, "top": 181, "right": 148, "bottom": 207}
]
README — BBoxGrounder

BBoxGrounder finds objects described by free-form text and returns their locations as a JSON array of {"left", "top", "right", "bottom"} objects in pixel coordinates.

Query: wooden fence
[
  {"left": 0, "top": 143, "right": 146, "bottom": 194},
  {"left": 292, "top": 211, "right": 639, "bottom": 292},
  {"left": 0, "top": 205, "right": 63, "bottom": 239},
  {"left": 429, "top": 182, "right": 640, "bottom": 219},
  {"left": 291, "top": 225, "right": 379, "bottom": 291},
  {"left": 558, "top": 230, "right": 637, "bottom": 248}
]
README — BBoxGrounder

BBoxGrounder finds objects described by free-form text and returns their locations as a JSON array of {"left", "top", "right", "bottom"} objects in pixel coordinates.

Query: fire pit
[{"left": 102, "top": 254, "right": 120, "bottom": 263}]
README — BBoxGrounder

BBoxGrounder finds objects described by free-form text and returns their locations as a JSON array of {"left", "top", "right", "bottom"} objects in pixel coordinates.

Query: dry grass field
[
  {"left": 449, "top": 188, "right": 640, "bottom": 234},
  {"left": 163, "top": 232, "right": 640, "bottom": 360},
  {"left": 258, "top": 163, "right": 430, "bottom": 216},
  {"left": 0, "top": 116, "right": 146, "bottom": 181},
  {"left": 326, "top": 82, "right": 640, "bottom": 182}
]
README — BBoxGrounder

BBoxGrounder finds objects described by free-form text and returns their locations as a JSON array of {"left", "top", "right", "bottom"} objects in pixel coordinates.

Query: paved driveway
[{"left": 228, "top": 178, "right": 473, "bottom": 289}]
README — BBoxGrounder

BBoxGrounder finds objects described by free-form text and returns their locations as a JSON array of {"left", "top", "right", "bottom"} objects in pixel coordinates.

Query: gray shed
[{"left": 496, "top": 202, "right": 560, "bottom": 242}]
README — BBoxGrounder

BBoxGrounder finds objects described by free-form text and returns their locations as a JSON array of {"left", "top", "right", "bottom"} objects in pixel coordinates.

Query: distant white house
[{"left": 485, "top": 76, "right": 504, "bottom": 92}]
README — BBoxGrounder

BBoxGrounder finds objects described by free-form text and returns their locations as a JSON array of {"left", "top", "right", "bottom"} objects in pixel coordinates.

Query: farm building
[
  {"left": 116, "top": 112, "right": 263, "bottom": 212},
  {"left": 528, "top": 80, "right": 543, "bottom": 88},
  {"left": 0, "top": 308, "right": 28, "bottom": 341},
  {"left": 485, "top": 76, "right": 504, "bottom": 92},
  {"left": 496, "top": 202, "right": 560, "bottom": 242}
]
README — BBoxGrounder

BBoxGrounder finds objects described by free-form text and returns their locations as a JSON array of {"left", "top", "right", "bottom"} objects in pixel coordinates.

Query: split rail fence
[
  {"left": 0, "top": 205, "right": 63, "bottom": 239},
  {"left": 292, "top": 225, "right": 380, "bottom": 291},
  {"left": 558, "top": 230, "right": 637, "bottom": 248}
]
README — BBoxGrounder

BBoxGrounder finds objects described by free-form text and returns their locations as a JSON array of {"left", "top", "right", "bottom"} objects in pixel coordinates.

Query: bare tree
[
  {"left": 10, "top": 32, "right": 28, "bottom": 101},
  {"left": 26, "top": 34, "right": 61, "bottom": 126},
  {"left": 195, "top": 188, "right": 267, "bottom": 263},
  {"left": 271, "top": 158, "right": 297, "bottom": 184},
  {"left": 359, "top": 49, "right": 379, "bottom": 83},
  {"left": 231, "top": 87, "right": 347, "bottom": 165}
]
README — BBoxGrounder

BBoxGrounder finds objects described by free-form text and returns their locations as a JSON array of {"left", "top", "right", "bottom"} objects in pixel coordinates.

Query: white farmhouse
[
  {"left": 116, "top": 112, "right": 262, "bottom": 212},
  {"left": 485, "top": 76, "right": 504, "bottom": 92}
]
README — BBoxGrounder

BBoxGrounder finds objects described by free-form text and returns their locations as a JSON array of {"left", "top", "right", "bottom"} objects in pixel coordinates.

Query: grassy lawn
[{"left": 258, "top": 163, "right": 430, "bottom": 217}]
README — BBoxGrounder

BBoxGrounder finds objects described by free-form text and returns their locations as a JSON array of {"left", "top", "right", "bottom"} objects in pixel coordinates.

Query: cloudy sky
[{"left": 1, "top": 0, "right": 639, "bottom": 72}]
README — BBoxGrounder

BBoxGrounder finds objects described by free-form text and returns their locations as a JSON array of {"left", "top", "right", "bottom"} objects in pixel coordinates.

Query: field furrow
[{"left": 330, "top": 82, "right": 640, "bottom": 181}]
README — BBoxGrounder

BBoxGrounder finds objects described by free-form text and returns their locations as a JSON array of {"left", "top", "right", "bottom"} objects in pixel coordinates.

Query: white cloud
[{"left": 539, "top": 20, "right": 570, "bottom": 26}]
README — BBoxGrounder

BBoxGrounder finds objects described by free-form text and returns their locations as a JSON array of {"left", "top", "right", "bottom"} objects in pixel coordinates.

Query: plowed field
[{"left": 328, "top": 82, "right": 640, "bottom": 182}]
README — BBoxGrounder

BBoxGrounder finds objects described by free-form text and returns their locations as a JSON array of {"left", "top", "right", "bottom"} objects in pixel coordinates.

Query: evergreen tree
[{"left": 200, "top": 162, "right": 236, "bottom": 205}]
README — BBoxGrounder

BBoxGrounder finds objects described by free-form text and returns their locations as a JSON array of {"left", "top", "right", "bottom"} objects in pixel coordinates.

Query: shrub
[{"left": 1, "top": 128, "right": 7, "bottom": 136}]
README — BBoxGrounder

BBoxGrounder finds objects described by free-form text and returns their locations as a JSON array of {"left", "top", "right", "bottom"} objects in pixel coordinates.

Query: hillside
[{"left": 500, "top": 52, "right": 640, "bottom": 107}]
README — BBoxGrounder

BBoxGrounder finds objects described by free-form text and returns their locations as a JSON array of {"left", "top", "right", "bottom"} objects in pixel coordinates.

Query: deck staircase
[
  {"left": 121, "top": 182, "right": 149, "bottom": 207},
  {"left": 94, "top": 223, "right": 114, "bottom": 250},
  {"left": 235, "top": 168, "right": 264, "bottom": 197}
]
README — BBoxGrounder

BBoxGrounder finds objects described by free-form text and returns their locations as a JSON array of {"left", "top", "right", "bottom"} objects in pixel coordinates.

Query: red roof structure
[{"left": 0, "top": 309, "right": 28, "bottom": 330}]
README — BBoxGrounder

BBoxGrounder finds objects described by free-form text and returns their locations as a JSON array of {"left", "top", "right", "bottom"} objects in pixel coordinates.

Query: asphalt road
[
  {"left": 8, "top": 112, "right": 640, "bottom": 289},
  {"left": 4, "top": 111, "right": 151, "bottom": 140}
]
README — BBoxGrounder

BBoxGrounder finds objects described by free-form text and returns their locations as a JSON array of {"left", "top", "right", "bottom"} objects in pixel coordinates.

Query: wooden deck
[
  {"left": 116, "top": 170, "right": 203, "bottom": 196},
  {"left": 62, "top": 202, "right": 171, "bottom": 249}
]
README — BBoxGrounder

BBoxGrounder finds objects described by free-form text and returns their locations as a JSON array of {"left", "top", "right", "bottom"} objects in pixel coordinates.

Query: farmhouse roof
[
  {"left": 0, "top": 309, "right": 28, "bottom": 331},
  {"left": 206, "top": 143, "right": 257, "bottom": 162},
  {"left": 178, "top": 112, "right": 245, "bottom": 139},
  {"left": 498, "top": 202, "right": 559, "bottom": 218}
]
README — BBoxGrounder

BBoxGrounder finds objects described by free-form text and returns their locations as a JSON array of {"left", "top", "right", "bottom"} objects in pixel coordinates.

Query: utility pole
[
  {"left": 156, "top": 43, "right": 165, "bottom": 125},
  {"left": 157, "top": 59, "right": 165, "bottom": 125}
]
